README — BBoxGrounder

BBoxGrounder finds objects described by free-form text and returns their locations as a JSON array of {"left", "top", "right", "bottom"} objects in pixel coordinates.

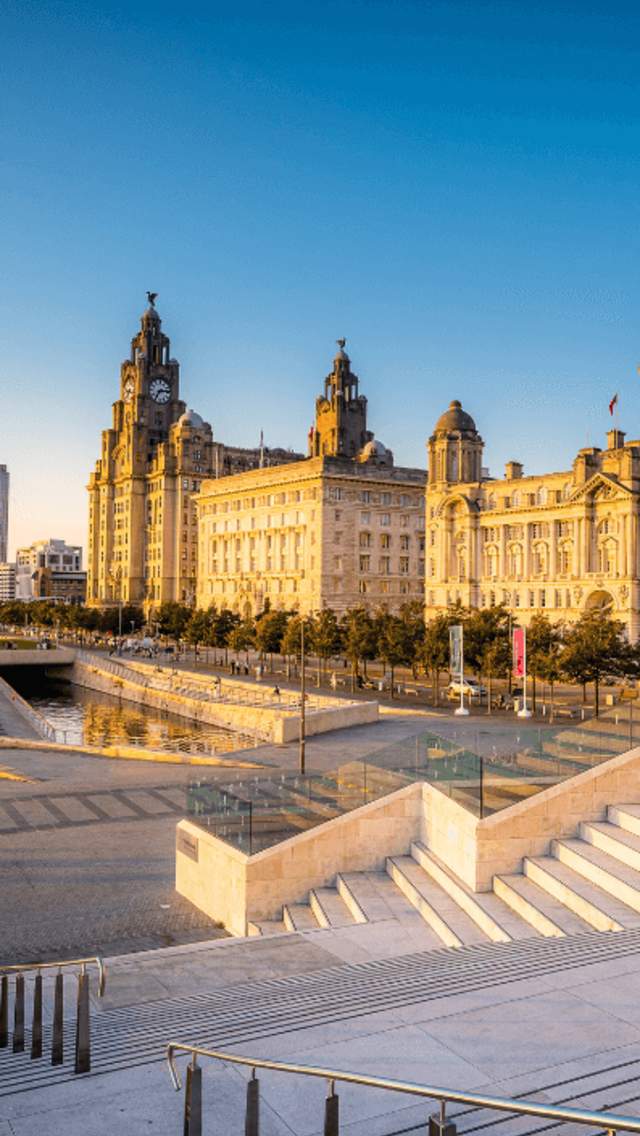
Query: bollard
[
  {"left": 31, "top": 973, "right": 43, "bottom": 1059},
  {"left": 51, "top": 971, "right": 64, "bottom": 1066},
  {"left": 74, "top": 967, "right": 91, "bottom": 1074},
  {"left": 245, "top": 1071, "right": 259, "bottom": 1135},
  {"left": 13, "top": 974, "right": 24, "bottom": 1053},
  {"left": 324, "top": 1081, "right": 339, "bottom": 1135},
  {"left": 0, "top": 975, "right": 7, "bottom": 1048},
  {"left": 183, "top": 1057, "right": 202, "bottom": 1136}
]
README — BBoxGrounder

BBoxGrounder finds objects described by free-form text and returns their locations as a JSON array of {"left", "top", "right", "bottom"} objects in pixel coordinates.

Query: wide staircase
[{"left": 250, "top": 803, "right": 640, "bottom": 945}]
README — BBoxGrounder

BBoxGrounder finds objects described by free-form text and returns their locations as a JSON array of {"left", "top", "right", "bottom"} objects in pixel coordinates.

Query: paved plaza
[
  {"left": 0, "top": 709, "right": 559, "bottom": 964},
  {"left": 3, "top": 924, "right": 640, "bottom": 1133}
]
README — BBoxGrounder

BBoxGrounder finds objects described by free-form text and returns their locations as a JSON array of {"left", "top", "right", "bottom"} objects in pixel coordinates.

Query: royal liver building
[
  {"left": 87, "top": 298, "right": 302, "bottom": 611},
  {"left": 425, "top": 401, "right": 640, "bottom": 639}
]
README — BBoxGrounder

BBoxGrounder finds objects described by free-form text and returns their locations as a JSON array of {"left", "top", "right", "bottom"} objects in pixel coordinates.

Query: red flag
[
  {"left": 512, "top": 627, "right": 525, "bottom": 679},
  {"left": 609, "top": 393, "right": 618, "bottom": 416}
]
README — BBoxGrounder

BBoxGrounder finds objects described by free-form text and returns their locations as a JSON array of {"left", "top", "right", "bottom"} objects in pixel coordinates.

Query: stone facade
[
  {"left": 425, "top": 401, "right": 640, "bottom": 638},
  {"left": 197, "top": 344, "right": 425, "bottom": 616},
  {"left": 16, "top": 539, "right": 83, "bottom": 603},
  {"left": 0, "top": 562, "right": 16, "bottom": 602},
  {"left": 87, "top": 300, "right": 303, "bottom": 612}
]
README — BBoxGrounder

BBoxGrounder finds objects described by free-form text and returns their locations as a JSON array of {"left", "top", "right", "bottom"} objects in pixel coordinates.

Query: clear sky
[{"left": 2, "top": 0, "right": 639, "bottom": 559}]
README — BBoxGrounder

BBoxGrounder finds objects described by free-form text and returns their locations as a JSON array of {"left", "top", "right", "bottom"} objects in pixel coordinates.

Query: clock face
[
  {"left": 123, "top": 378, "right": 135, "bottom": 403},
  {"left": 149, "top": 377, "right": 171, "bottom": 404}
]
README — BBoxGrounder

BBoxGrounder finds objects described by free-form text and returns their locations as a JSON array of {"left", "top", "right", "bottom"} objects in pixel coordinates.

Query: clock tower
[{"left": 87, "top": 297, "right": 215, "bottom": 612}]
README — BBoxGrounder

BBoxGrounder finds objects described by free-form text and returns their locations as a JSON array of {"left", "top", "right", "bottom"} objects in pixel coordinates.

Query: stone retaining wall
[{"left": 71, "top": 659, "right": 377, "bottom": 745}]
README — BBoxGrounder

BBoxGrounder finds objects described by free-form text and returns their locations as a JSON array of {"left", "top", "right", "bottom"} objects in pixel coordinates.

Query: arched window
[
  {"left": 532, "top": 542, "right": 548, "bottom": 576},
  {"left": 536, "top": 486, "right": 547, "bottom": 506},
  {"left": 598, "top": 539, "right": 617, "bottom": 575},
  {"left": 507, "top": 543, "right": 523, "bottom": 578},
  {"left": 511, "top": 491, "right": 521, "bottom": 508},
  {"left": 484, "top": 546, "right": 498, "bottom": 578},
  {"left": 559, "top": 542, "right": 573, "bottom": 575}
]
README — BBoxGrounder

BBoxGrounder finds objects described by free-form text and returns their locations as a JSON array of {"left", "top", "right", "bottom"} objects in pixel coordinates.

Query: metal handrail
[
  {"left": 1, "top": 956, "right": 106, "bottom": 997},
  {"left": 166, "top": 1041, "right": 640, "bottom": 1133}
]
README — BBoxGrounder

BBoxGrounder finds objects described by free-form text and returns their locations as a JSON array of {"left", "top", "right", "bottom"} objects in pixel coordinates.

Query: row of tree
[{"left": 0, "top": 598, "right": 636, "bottom": 712}]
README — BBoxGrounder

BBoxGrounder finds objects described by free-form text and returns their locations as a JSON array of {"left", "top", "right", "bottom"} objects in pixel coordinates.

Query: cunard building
[
  {"left": 87, "top": 298, "right": 302, "bottom": 610},
  {"left": 425, "top": 400, "right": 640, "bottom": 638},
  {"left": 196, "top": 342, "right": 426, "bottom": 616}
]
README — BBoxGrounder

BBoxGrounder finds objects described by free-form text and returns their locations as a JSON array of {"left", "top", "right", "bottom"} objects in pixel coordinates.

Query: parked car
[{"left": 446, "top": 679, "right": 487, "bottom": 702}]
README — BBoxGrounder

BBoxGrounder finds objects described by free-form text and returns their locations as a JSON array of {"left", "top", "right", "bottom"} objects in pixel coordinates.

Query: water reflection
[{"left": 29, "top": 681, "right": 254, "bottom": 755}]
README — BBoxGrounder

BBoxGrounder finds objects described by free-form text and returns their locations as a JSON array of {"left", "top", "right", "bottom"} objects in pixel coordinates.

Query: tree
[
  {"left": 398, "top": 601, "right": 426, "bottom": 679},
  {"left": 280, "top": 614, "right": 313, "bottom": 677},
  {"left": 228, "top": 620, "right": 255, "bottom": 661},
  {"left": 184, "top": 608, "right": 212, "bottom": 652},
  {"left": 309, "top": 608, "right": 342, "bottom": 685},
  {"left": 376, "top": 612, "right": 414, "bottom": 698},
  {"left": 254, "top": 610, "right": 290, "bottom": 667},
  {"left": 155, "top": 602, "right": 192, "bottom": 645},
  {"left": 464, "top": 606, "right": 510, "bottom": 706},
  {"left": 560, "top": 611, "right": 631, "bottom": 717},
  {"left": 420, "top": 614, "right": 451, "bottom": 706},
  {"left": 527, "top": 613, "right": 563, "bottom": 712},
  {"left": 340, "top": 607, "right": 378, "bottom": 691},
  {"left": 209, "top": 607, "right": 240, "bottom": 662}
]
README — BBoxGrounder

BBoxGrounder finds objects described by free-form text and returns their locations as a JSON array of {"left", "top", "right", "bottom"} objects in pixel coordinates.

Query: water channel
[{"left": 12, "top": 674, "right": 255, "bottom": 755}]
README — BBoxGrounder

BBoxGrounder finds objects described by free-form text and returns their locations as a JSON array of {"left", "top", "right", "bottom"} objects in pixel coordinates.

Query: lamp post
[{"left": 299, "top": 619, "right": 306, "bottom": 776}]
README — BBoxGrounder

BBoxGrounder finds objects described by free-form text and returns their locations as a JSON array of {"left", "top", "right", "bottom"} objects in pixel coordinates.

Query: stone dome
[
  {"left": 358, "top": 438, "right": 393, "bottom": 465},
  {"left": 141, "top": 306, "right": 160, "bottom": 323},
  {"left": 435, "top": 400, "right": 477, "bottom": 433},
  {"left": 177, "top": 409, "right": 204, "bottom": 429}
]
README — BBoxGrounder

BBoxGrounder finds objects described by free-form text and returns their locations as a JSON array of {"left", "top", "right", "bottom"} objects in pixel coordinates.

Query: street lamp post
[{"left": 299, "top": 619, "right": 306, "bottom": 776}]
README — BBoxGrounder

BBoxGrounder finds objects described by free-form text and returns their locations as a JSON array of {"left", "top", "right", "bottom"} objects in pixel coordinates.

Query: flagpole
[
  {"left": 517, "top": 626, "right": 532, "bottom": 719},
  {"left": 454, "top": 624, "right": 469, "bottom": 717}
]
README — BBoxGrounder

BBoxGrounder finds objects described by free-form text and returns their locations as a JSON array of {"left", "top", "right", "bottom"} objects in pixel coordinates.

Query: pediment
[
  {"left": 569, "top": 472, "right": 631, "bottom": 503},
  {"left": 435, "top": 492, "right": 479, "bottom": 518}
]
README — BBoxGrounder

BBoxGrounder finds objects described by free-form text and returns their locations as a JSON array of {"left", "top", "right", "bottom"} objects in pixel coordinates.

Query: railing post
[
  {"left": 429, "top": 1101, "right": 456, "bottom": 1136},
  {"left": 74, "top": 964, "right": 91, "bottom": 1073},
  {"left": 51, "top": 970, "right": 64, "bottom": 1066},
  {"left": 31, "top": 972, "right": 43, "bottom": 1059},
  {"left": 183, "top": 1056, "right": 202, "bottom": 1136},
  {"left": 245, "top": 1070, "right": 259, "bottom": 1135},
  {"left": 0, "top": 975, "right": 7, "bottom": 1048},
  {"left": 12, "top": 973, "right": 25, "bottom": 1053},
  {"left": 324, "top": 1080, "right": 339, "bottom": 1135}
]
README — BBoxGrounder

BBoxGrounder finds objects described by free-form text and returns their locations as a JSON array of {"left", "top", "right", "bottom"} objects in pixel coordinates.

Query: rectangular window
[
  {"left": 529, "top": 590, "right": 535, "bottom": 607},
  {"left": 379, "top": 556, "right": 390, "bottom": 575},
  {"left": 360, "top": 511, "right": 370, "bottom": 525},
  {"left": 400, "top": 557, "right": 410, "bottom": 574},
  {"left": 380, "top": 513, "right": 390, "bottom": 526},
  {"left": 381, "top": 492, "right": 391, "bottom": 506},
  {"left": 359, "top": 555, "right": 370, "bottom": 572},
  {"left": 359, "top": 532, "right": 371, "bottom": 548},
  {"left": 380, "top": 533, "right": 390, "bottom": 549},
  {"left": 360, "top": 490, "right": 371, "bottom": 503}
]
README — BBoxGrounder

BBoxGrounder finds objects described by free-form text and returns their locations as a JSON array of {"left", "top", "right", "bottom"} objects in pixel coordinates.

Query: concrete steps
[
  {"left": 309, "top": 887, "right": 356, "bottom": 929},
  {"left": 523, "top": 856, "right": 628, "bottom": 932},
  {"left": 387, "top": 855, "right": 488, "bottom": 948},
  {"left": 250, "top": 801, "right": 640, "bottom": 954},
  {"left": 411, "top": 842, "right": 535, "bottom": 942},
  {"left": 493, "top": 873, "right": 590, "bottom": 937},
  {"left": 283, "top": 903, "right": 318, "bottom": 932}
]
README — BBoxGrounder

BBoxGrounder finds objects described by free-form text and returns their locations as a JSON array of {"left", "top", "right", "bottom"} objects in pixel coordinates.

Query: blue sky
[{"left": 2, "top": 0, "right": 639, "bottom": 556}]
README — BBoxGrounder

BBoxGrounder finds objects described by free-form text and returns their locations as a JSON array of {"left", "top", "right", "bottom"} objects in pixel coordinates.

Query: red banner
[{"left": 512, "top": 627, "right": 525, "bottom": 679}]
